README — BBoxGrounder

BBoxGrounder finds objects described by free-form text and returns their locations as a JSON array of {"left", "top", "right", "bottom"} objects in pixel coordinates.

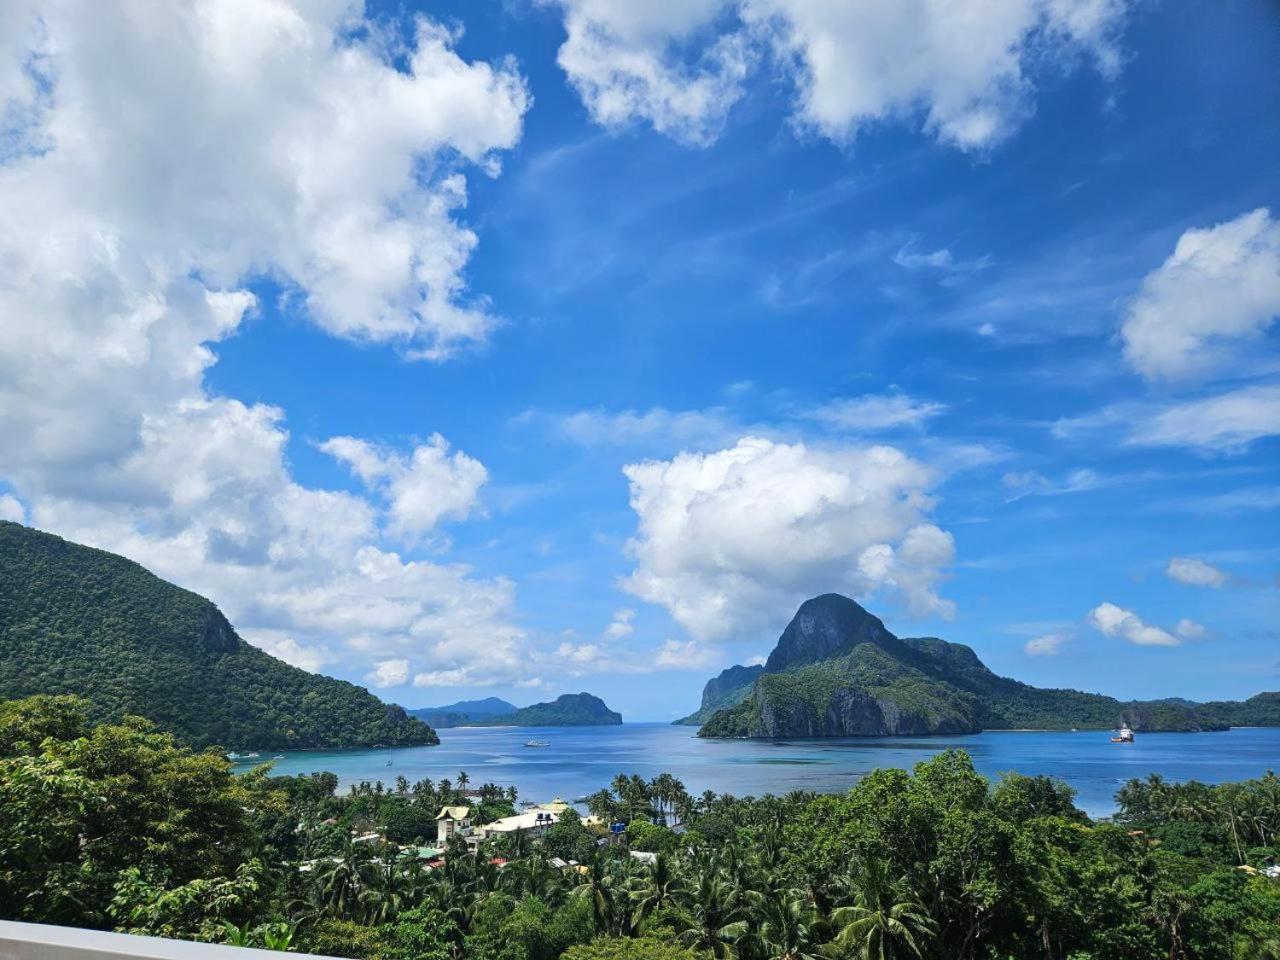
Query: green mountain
[
  {"left": 410, "top": 697, "right": 516, "bottom": 727},
  {"left": 675, "top": 664, "right": 764, "bottom": 725},
  {"left": 0, "top": 521, "right": 438, "bottom": 751},
  {"left": 474, "top": 692, "right": 622, "bottom": 727},
  {"left": 697, "top": 594, "right": 1280, "bottom": 738}
]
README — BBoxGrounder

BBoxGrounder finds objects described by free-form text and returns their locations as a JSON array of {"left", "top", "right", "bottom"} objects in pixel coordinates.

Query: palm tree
[
  {"left": 457, "top": 771, "right": 470, "bottom": 794},
  {"left": 630, "top": 852, "right": 685, "bottom": 929},
  {"left": 830, "top": 858, "right": 936, "bottom": 960},
  {"left": 749, "top": 890, "right": 827, "bottom": 960},
  {"left": 575, "top": 857, "right": 621, "bottom": 935},
  {"left": 673, "top": 869, "right": 745, "bottom": 958},
  {"left": 585, "top": 788, "right": 618, "bottom": 822}
]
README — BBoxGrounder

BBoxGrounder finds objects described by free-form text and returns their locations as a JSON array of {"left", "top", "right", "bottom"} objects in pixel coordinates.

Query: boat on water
[
  {"left": 272, "top": 754, "right": 285, "bottom": 760},
  {"left": 226, "top": 751, "right": 241, "bottom": 760},
  {"left": 524, "top": 739, "right": 551, "bottom": 748},
  {"left": 1111, "top": 724, "right": 1135, "bottom": 743},
  {"left": 245, "top": 752, "right": 260, "bottom": 758}
]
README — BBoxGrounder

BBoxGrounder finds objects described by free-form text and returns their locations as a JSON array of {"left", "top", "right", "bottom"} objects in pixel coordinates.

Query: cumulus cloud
[
  {"left": 806, "top": 393, "right": 946, "bottom": 432},
  {"left": 0, "top": 1, "right": 535, "bottom": 691},
  {"left": 603, "top": 608, "right": 637, "bottom": 640},
  {"left": 322, "top": 435, "right": 488, "bottom": 541},
  {"left": 1087, "top": 602, "right": 1180, "bottom": 647},
  {"left": 621, "top": 436, "right": 954, "bottom": 643},
  {"left": 1122, "top": 209, "right": 1280, "bottom": 382},
  {"left": 366, "top": 659, "right": 411, "bottom": 689},
  {"left": 0, "top": 494, "right": 24, "bottom": 523},
  {"left": 1166, "top": 557, "right": 1229, "bottom": 589},
  {"left": 545, "top": 0, "right": 749, "bottom": 145},
  {"left": 545, "top": 0, "right": 1130, "bottom": 150},
  {"left": 1024, "top": 633, "right": 1067, "bottom": 656}
]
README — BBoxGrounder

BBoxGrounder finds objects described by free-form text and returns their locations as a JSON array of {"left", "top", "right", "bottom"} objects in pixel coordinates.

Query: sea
[{"left": 232, "top": 723, "right": 1280, "bottom": 818}]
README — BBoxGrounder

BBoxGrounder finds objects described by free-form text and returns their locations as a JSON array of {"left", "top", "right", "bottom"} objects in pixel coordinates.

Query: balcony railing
[{"left": 0, "top": 921, "right": 332, "bottom": 960}]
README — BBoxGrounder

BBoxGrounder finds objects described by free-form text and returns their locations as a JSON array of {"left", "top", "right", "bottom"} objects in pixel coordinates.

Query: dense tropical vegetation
[
  {"left": 471, "top": 693, "right": 623, "bottom": 727},
  {"left": 0, "top": 521, "right": 436, "bottom": 750},
  {"left": 2, "top": 694, "right": 1277, "bottom": 959}
]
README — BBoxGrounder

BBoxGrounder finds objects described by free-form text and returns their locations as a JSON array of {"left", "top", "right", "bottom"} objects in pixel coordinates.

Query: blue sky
[{"left": 1, "top": 0, "right": 1277, "bottom": 720}]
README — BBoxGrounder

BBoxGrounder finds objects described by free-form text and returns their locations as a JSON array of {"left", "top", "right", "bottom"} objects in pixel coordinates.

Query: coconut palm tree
[
  {"left": 829, "top": 858, "right": 936, "bottom": 960},
  {"left": 747, "top": 890, "right": 827, "bottom": 960},
  {"left": 630, "top": 852, "right": 685, "bottom": 929},
  {"left": 457, "top": 771, "right": 470, "bottom": 794},
  {"left": 673, "top": 869, "right": 746, "bottom": 958}
]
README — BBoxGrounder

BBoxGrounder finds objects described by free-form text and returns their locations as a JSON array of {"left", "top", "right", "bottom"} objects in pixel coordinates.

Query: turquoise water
[{"left": 233, "top": 723, "right": 1280, "bottom": 817}]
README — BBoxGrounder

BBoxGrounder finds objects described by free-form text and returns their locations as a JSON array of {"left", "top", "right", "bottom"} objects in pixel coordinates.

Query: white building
[{"left": 436, "top": 805, "right": 473, "bottom": 845}]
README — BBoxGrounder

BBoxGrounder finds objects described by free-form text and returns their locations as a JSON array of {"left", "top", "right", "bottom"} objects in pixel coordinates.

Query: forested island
[
  {"left": 412, "top": 693, "right": 623, "bottom": 728},
  {"left": 0, "top": 521, "right": 436, "bottom": 750},
  {"left": 2, "top": 693, "right": 1277, "bottom": 959},
  {"left": 688, "top": 594, "right": 1280, "bottom": 738}
]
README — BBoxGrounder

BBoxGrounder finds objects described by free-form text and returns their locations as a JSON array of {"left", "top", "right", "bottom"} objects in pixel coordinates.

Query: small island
[{"left": 414, "top": 692, "right": 622, "bottom": 727}]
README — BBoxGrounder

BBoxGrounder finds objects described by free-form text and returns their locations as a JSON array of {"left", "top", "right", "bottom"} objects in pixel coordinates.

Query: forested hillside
[
  {"left": 0, "top": 522, "right": 437, "bottom": 750},
  {"left": 697, "top": 594, "right": 1280, "bottom": 738}
]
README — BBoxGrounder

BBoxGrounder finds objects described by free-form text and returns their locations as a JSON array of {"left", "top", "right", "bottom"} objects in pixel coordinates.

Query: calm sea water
[{"left": 233, "top": 723, "right": 1280, "bottom": 817}]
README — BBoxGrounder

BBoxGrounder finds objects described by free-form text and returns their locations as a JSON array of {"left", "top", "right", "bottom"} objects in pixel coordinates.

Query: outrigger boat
[{"left": 524, "top": 739, "right": 551, "bottom": 748}]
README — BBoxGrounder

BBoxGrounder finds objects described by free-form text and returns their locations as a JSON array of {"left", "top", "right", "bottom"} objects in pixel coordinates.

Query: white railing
[{"left": 0, "top": 922, "right": 332, "bottom": 960}]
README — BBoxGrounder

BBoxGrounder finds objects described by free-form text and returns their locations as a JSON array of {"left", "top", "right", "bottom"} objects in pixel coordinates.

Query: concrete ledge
[{"left": 0, "top": 922, "right": 331, "bottom": 960}]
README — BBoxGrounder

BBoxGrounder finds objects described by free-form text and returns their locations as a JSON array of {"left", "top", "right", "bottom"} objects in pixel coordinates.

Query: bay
[{"left": 234, "top": 723, "right": 1280, "bottom": 817}]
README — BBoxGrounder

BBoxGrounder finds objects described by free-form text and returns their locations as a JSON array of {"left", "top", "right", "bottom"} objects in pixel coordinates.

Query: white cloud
[
  {"left": 322, "top": 435, "right": 488, "bottom": 541},
  {"left": 654, "top": 638, "right": 719, "bottom": 669},
  {"left": 1024, "top": 632, "right": 1067, "bottom": 656},
  {"left": 1053, "top": 385, "right": 1280, "bottom": 454},
  {"left": 0, "top": 494, "right": 24, "bottom": 523},
  {"left": 603, "top": 608, "right": 636, "bottom": 640},
  {"left": 366, "top": 658, "right": 411, "bottom": 689},
  {"left": 1087, "top": 602, "right": 1180, "bottom": 647},
  {"left": 546, "top": 0, "right": 1131, "bottom": 150},
  {"left": 1174, "top": 619, "right": 1207, "bottom": 641},
  {"left": 241, "top": 630, "right": 334, "bottom": 674},
  {"left": 543, "top": 0, "right": 749, "bottom": 146},
  {"left": 807, "top": 393, "right": 946, "bottom": 432},
  {"left": 0, "top": 1, "right": 534, "bottom": 691},
  {"left": 1166, "top": 557, "right": 1229, "bottom": 589},
  {"left": 893, "top": 242, "right": 990, "bottom": 275},
  {"left": 1136, "top": 386, "right": 1280, "bottom": 453},
  {"left": 745, "top": 654, "right": 768, "bottom": 666},
  {"left": 621, "top": 436, "right": 954, "bottom": 643},
  {"left": 1122, "top": 209, "right": 1280, "bottom": 381}
]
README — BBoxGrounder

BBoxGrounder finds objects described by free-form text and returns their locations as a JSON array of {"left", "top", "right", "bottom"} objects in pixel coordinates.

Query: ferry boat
[
  {"left": 1111, "top": 724, "right": 1135, "bottom": 743},
  {"left": 524, "top": 739, "right": 551, "bottom": 748}
]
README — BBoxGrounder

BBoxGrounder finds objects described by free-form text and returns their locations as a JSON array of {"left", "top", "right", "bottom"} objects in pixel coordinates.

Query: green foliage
[
  {"left": 380, "top": 905, "right": 464, "bottom": 960},
  {"left": 562, "top": 937, "right": 702, "bottom": 960},
  {"left": 475, "top": 693, "right": 623, "bottom": 727},
  {"left": 0, "top": 521, "right": 438, "bottom": 750},
  {"left": 695, "top": 595, "right": 1280, "bottom": 739},
  {"left": 3, "top": 697, "right": 1279, "bottom": 960},
  {"left": 0, "top": 695, "right": 267, "bottom": 927}
]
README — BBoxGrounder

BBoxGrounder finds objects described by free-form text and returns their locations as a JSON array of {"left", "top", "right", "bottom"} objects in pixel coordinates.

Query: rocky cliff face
[
  {"left": 750, "top": 686, "right": 974, "bottom": 737},
  {"left": 693, "top": 591, "right": 1280, "bottom": 740},
  {"left": 674, "top": 663, "right": 764, "bottom": 725},
  {"left": 764, "top": 594, "right": 893, "bottom": 673}
]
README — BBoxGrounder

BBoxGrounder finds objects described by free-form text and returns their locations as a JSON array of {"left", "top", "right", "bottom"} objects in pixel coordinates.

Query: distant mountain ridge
[
  {"left": 473, "top": 692, "right": 622, "bottom": 727},
  {"left": 410, "top": 697, "right": 516, "bottom": 728},
  {"left": 695, "top": 593, "right": 1280, "bottom": 738},
  {"left": 0, "top": 522, "right": 438, "bottom": 750}
]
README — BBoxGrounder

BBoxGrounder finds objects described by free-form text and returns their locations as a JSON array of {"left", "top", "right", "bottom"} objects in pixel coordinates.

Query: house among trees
[{"left": 435, "top": 805, "right": 472, "bottom": 844}]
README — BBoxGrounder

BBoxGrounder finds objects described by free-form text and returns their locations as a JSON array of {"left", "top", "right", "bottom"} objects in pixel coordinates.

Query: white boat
[
  {"left": 245, "top": 752, "right": 260, "bottom": 758},
  {"left": 272, "top": 754, "right": 285, "bottom": 760},
  {"left": 1111, "top": 724, "right": 1134, "bottom": 743},
  {"left": 524, "top": 739, "right": 551, "bottom": 748}
]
